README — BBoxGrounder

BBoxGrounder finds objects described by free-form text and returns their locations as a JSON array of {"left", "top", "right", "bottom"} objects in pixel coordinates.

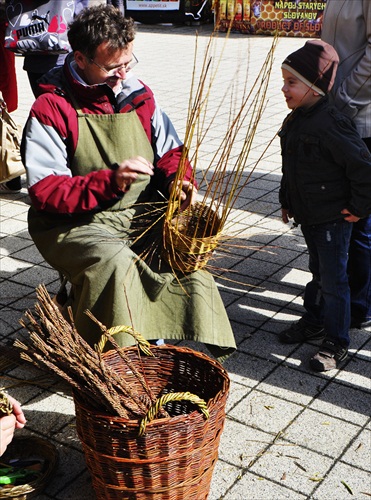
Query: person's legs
[
  {"left": 28, "top": 207, "right": 235, "bottom": 358},
  {"left": 307, "top": 220, "right": 353, "bottom": 371},
  {"left": 279, "top": 227, "right": 325, "bottom": 344},
  {"left": 26, "top": 72, "right": 45, "bottom": 98},
  {"left": 4, "top": 177, "right": 22, "bottom": 191},
  {"left": 349, "top": 216, "right": 371, "bottom": 326},
  {"left": 348, "top": 137, "right": 371, "bottom": 328},
  {"left": 304, "top": 221, "right": 352, "bottom": 345},
  {"left": 301, "top": 243, "right": 324, "bottom": 327},
  {"left": 280, "top": 220, "right": 353, "bottom": 354}
]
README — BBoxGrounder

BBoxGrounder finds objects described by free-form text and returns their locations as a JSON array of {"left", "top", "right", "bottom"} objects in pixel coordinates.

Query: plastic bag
[{"left": 4, "top": 0, "right": 75, "bottom": 54}]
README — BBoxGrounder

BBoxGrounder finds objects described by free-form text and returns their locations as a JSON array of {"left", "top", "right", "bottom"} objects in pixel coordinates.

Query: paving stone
[
  {"left": 257, "top": 365, "right": 327, "bottom": 406},
  {"left": 340, "top": 428, "right": 371, "bottom": 471},
  {"left": 229, "top": 391, "right": 304, "bottom": 434},
  {"left": 249, "top": 443, "right": 334, "bottom": 497},
  {"left": 0, "top": 307, "right": 25, "bottom": 335},
  {"left": 223, "top": 351, "right": 276, "bottom": 388},
  {"left": 0, "top": 218, "right": 29, "bottom": 235},
  {"left": 0, "top": 235, "right": 35, "bottom": 256},
  {"left": 223, "top": 470, "right": 307, "bottom": 499},
  {"left": 7, "top": 265, "right": 58, "bottom": 288},
  {"left": 43, "top": 445, "right": 93, "bottom": 497},
  {"left": 334, "top": 357, "right": 371, "bottom": 391},
  {"left": 239, "top": 329, "right": 298, "bottom": 364},
  {"left": 284, "top": 408, "right": 361, "bottom": 458},
  {"left": 209, "top": 460, "right": 242, "bottom": 500},
  {"left": 0, "top": 280, "right": 34, "bottom": 306},
  {"left": 218, "top": 418, "right": 278, "bottom": 468},
  {"left": 308, "top": 382, "right": 371, "bottom": 426},
  {"left": 311, "top": 460, "right": 371, "bottom": 500},
  {"left": 22, "top": 392, "right": 76, "bottom": 435}
]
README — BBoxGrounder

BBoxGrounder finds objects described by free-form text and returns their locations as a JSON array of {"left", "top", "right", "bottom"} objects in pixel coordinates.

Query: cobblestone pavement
[{"left": 1, "top": 22, "right": 370, "bottom": 500}]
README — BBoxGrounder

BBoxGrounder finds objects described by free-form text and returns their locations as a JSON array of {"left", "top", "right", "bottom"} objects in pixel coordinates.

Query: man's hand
[
  {"left": 115, "top": 156, "right": 154, "bottom": 192},
  {"left": 341, "top": 208, "right": 360, "bottom": 223},
  {"left": 281, "top": 208, "right": 294, "bottom": 224},
  {"left": 7, "top": 395, "right": 26, "bottom": 429},
  {"left": 0, "top": 414, "right": 17, "bottom": 456},
  {"left": 169, "top": 180, "right": 197, "bottom": 211}
]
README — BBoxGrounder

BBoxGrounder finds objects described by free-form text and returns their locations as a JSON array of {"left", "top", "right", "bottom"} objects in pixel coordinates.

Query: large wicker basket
[{"left": 73, "top": 344, "right": 230, "bottom": 499}]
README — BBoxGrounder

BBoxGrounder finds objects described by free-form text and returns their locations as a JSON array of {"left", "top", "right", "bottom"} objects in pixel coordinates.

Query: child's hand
[
  {"left": 341, "top": 209, "right": 360, "bottom": 223},
  {"left": 281, "top": 208, "right": 294, "bottom": 224}
]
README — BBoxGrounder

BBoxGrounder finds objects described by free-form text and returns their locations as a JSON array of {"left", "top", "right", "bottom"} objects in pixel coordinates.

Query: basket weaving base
[
  {"left": 161, "top": 246, "right": 214, "bottom": 273},
  {"left": 0, "top": 437, "right": 58, "bottom": 500},
  {"left": 162, "top": 202, "right": 221, "bottom": 273},
  {"left": 89, "top": 459, "right": 215, "bottom": 500}
]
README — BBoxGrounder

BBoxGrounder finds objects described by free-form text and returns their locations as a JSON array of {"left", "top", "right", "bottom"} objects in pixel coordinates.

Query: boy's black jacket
[{"left": 279, "top": 96, "right": 371, "bottom": 226}]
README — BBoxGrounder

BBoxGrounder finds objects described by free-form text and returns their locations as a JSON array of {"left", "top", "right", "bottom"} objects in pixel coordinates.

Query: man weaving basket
[{"left": 21, "top": 4, "right": 236, "bottom": 361}]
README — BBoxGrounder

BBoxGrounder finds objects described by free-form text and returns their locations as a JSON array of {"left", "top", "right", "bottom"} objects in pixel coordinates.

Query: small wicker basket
[
  {"left": 0, "top": 437, "right": 58, "bottom": 500},
  {"left": 162, "top": 202, "right": 221, "bottom": 273},
  {"left": 73, "top": 344, "right": 230, "bottom": 500}
]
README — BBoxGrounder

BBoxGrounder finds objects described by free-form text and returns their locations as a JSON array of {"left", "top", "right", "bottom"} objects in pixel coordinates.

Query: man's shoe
[
  {"left": 0, "top": 182, "right": 21, "bottom": 193},
  {"left": 350, "top": 317, "right": 371, "bottom": 329},
  {"left": 309, "top": 340, "right": 348, "bottom": 372},
  {"left": 279, "top": 318, "right": 325, "bottom": 344}
]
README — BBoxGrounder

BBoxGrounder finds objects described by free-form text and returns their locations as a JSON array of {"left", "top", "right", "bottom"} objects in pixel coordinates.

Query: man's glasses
[{"left": 88, "top": 53, "right": 138, "bottom": 76}]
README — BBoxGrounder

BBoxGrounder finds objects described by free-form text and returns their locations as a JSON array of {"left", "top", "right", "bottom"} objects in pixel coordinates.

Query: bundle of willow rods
[
  {"left": 162, "top": 31, "right": 278, "bottom": 275},
  {"left": 0, "top": 392, "right": 12, "bottom": 416},
  {"left": 14, "top": 285, "right": 161, "bottom": 419}
]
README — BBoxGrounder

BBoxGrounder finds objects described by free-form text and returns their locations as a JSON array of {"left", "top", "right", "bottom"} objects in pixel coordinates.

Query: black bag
[{"left": 5, "top": 0, "right": 75, "bottom": 54}]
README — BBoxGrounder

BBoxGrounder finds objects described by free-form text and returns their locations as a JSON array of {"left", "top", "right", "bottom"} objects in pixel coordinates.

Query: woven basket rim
[
  {"left": 74, "top": 393, "right": 211, "bottom": 429},
  {"left": 164, "top": 202, "right": 221, "bottom": 253},
  {"left": 74, "top": 344, "right": 230, "bottom": 426}
]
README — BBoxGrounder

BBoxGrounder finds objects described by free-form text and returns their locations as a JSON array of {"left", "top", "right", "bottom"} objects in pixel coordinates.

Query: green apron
[{"left": 28, "top": 105, "right": 236, "bottom": 361}]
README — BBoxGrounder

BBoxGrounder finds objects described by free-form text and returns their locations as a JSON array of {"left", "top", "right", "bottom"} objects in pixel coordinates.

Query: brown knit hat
[{"left": 282, "top": 40, "right": 339, "bottom": 96}]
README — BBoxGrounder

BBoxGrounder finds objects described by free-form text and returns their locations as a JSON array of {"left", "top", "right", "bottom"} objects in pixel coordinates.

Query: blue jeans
[
  {"left": 348, "top": 215, "right": 371, "bottom": 322},
  {"left": 301, "top": 220, "right": 353, "bottom": 347}
]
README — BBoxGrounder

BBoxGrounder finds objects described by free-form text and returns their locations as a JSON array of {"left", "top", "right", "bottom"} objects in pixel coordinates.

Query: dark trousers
[
  {"left": 27, "top": 72, "right": 44, "bottom": 98},
  {"left": 301, "top": 220, "right": 353, "bottom": 347},
  {"left": 348, "top": 137, "right": 371, "bottom": 323}
]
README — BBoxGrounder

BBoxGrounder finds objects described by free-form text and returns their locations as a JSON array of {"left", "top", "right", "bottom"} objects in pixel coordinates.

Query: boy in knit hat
[{"left": 278, "top": 40, "right": 371, "bottom": 371}]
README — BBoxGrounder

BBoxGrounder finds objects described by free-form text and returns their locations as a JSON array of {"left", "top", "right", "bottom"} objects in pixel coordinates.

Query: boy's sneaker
[
  {"left": 279, "top": 318, "right": 325, "bottom": 344},
  {"left": 310, "top": 340, "right": 348, "bottom": 372}
]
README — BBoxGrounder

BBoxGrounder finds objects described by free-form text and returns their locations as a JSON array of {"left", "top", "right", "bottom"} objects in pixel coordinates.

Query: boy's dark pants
[{"left": 300, "top": 220, "right": 353, "bottom": 348}]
